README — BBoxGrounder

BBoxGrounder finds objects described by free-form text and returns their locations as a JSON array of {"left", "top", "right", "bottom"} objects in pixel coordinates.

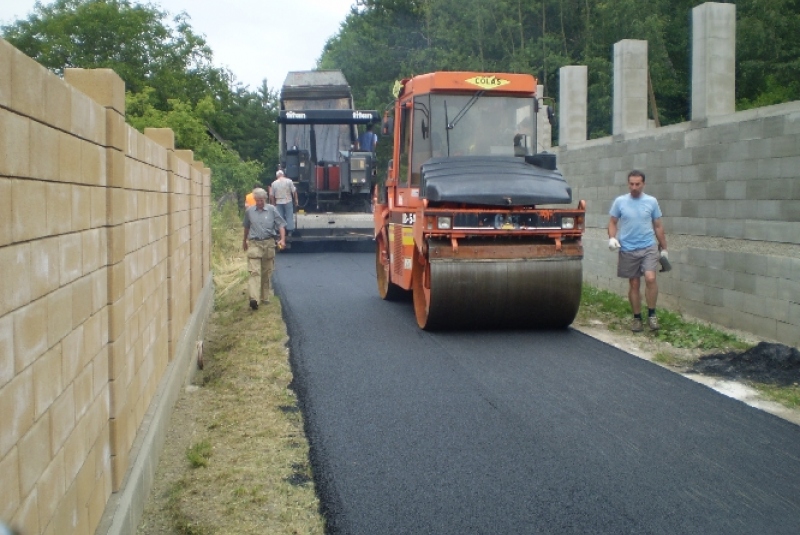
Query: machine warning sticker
[
  {"left": 411, "top": 189, "right": 419, "bottom": 198},
  {"left": 404, "top": 258, "right": 412, "bottom": 270},
  {"left": 402, "top": 226, "right": 414, "bottom": 246},
  {"left": 465, "top": 75, "right": 511, "bottom": 90},
  {"left": 402, "top": 213, "right": 416, "bottom": 225}
]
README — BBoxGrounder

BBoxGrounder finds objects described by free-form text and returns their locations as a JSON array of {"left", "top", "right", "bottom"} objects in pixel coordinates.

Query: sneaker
[
  {"left": 631, "top": 318, "right": 643, "bottom": 332},
  {"left": 249, "top": 299, "right": 259, "bottom": 310},
  {"left": 648, "top": 315, "right": 659, "bottom": 331}
]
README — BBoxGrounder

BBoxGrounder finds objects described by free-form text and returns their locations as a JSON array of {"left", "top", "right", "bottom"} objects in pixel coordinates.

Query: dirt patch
[{"left": 692, "top": 342, "right": 800, "bottom": 386}]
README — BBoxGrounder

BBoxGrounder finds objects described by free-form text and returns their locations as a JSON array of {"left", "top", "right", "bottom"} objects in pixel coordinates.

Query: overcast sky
[{"left": 0, "top": 0, "right": 357, "bottom": 91}]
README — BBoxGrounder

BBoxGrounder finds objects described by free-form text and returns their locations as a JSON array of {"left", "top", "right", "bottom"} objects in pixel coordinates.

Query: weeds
[
  {"left": 579, "top": 285, "right": 751, "bottom": 352},
  {"left": 186, "top": 440, "right": 212, "bottom": 468},
  {"left": 753, "top": 384, "right": 800, "bottom": 409}
]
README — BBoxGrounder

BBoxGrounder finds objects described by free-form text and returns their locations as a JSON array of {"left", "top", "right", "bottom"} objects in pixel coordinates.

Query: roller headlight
[
  {"left": 437, "top": 217, "right": 452, "bottom": 230},
  {"left": 561, "top": 217, "right": 575, "bottom": 229}
]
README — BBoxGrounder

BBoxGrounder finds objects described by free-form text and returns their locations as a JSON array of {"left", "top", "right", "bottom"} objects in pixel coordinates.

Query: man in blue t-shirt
[
  {"left": 608, "top": 170, "right": 668, "bottom": 332},
  {"left": 358, "top": 124, "right": 377, "bottom": 152}
]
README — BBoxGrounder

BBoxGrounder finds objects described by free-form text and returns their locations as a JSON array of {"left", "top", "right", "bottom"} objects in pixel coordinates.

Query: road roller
[{"left": 373, "top": 72, "right": 586, "bottom": 329}]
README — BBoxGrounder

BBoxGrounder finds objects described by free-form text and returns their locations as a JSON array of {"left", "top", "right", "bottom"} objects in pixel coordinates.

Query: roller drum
[{"left": 422, "top": 256, "right": 582, "bottom": 330}]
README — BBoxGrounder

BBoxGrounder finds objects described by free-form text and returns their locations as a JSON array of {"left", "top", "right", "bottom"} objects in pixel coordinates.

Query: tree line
[
  {"left": 1, "top": 0, "right": 281, "bottom": 199},
  {"left": 320, "top": 0, "right": 800, "bottom": 140},
  {"left": 4, "top": 0, "right": 798, "bottom": 198}
]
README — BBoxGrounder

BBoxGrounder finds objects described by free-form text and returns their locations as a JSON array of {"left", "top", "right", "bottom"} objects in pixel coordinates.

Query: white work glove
[
  {"left": 608, "top": 237, "right": 621, "bottom": 251},
  {"left": 659, "top": 249, "right": 672, "bottom": 272}
]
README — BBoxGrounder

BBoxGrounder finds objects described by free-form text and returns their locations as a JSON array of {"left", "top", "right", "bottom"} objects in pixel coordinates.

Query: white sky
[{"left": 0, "top": 0, "right": 358, "bottom": 91}]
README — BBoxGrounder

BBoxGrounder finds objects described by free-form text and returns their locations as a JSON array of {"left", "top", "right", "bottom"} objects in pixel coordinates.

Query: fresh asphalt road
[{"left": 274, "top": 251, "right": 800, "bottom": 535}]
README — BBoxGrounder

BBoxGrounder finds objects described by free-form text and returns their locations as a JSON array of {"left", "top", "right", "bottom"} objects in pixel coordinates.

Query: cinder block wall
[
  {"left": 556, "top": 102, "right": 800, "bottom": 346},
  {"left": 0, "top": 38, "right": 211, "bottom": 534}
]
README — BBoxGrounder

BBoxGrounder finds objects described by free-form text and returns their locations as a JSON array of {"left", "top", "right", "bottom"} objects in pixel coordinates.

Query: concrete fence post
[
  {"left": 613, "top": 39, "right": 649, "bottom": 135},
  {"left": 692, "top": 2, "right": 736, "bottom": 120},
  {"left": 536, "top": 84, "right": 552, "bottom": 151},
  {"left": 559, "top": 66, "right": 588, "bottom": 146}
]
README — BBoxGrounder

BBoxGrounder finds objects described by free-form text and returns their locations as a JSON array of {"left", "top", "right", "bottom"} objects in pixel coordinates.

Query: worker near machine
[
  {"left": 358, "top": 123, "right": 378, "bottom": 152},
  {"left": 243, "top": 188, "right": 286, "bottom": 310},
  {"left": 270, "top": 169, "right": 298, "bottom": 235},
  {"left": 608, "top": 170, "right": 668, "bottom": 332},
  {"left": 244, "top": 183, "right": 260, "bottom": 209}
]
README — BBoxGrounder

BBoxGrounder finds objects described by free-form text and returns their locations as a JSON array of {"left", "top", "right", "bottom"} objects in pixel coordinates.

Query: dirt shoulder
[{"left": 138, "top": 224, "right": 325, "bottom": 535}]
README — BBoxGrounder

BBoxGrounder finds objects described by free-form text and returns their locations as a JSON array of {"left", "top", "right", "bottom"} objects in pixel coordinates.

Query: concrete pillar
[
  {"left": 692, "top": 2, "right": 736, "bottom": 120},
  {"left": 559, "top": 66, "right": 587, "bottom": 146},
  {"left": 613, "top": 39, "right": 649, "bottom": 135},
  {"left": 536, "top": 84, "right": 552, "bottom": 151}
]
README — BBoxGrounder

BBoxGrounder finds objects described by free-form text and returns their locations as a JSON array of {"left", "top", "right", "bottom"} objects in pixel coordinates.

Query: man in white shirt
[{"left": 270, "top": 169, "right": 298, "bottom": 235}]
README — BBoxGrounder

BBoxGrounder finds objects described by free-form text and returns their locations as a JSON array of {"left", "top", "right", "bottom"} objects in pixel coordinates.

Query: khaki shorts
[{"left": 617, "top": 245, "right": 660, "bottom": 278}]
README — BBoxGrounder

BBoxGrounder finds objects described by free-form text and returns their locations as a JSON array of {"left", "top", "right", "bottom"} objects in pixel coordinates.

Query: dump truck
[
  {"left": 373, "top": 72, "right": 586, "bottom": 329},
  {"left": 278, "top": 70, "right": 380, "bottom": 243}
]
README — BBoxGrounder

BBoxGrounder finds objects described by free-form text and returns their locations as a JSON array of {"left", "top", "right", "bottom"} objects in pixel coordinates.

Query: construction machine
[
  {"left": 373, "top": 72, "right": 586, "bottom": 329},
  {"left": 278, "top": 70, "right": 379, "bottom": 243}
]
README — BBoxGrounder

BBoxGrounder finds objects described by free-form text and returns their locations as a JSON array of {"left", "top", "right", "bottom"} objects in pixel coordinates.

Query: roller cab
[{"left": 374, "top": 72, "right": 586, "bottom": 329}]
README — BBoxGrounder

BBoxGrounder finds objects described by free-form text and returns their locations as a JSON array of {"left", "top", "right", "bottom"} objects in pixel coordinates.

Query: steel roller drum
[{"left": 417, "top": 256, "right": 583, "bottom": 330}]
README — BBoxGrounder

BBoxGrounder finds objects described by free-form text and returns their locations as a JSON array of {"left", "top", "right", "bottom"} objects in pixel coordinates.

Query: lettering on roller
[{"left": 465, "top": 75, "right": 511, "bottom": 90}]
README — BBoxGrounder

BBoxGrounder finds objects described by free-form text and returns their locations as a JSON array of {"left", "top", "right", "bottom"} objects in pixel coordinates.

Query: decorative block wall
[{"left": 0, "top": 37, "right": 211, "bottom": 535}]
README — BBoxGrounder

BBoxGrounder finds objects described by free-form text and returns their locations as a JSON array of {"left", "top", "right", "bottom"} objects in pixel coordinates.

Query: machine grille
[
  {"left": 393, "top": 224, "right": 404, "bottom": 276},
  {"left": 453, "top": 212, "right": 561, "bottom": 230}
]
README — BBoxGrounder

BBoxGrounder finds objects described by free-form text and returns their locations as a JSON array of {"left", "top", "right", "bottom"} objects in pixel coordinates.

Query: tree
[
  {"left": 126, "top": 88, "right": 264, "bottom": 198},
  {"left": 2, "top": 0, "right": 278, "bottom": 198},
  {"left": 320, "top": 0, "right": 800, "bottom": 141},
  {"left": 1, "top": 0, "right": 228, "bottom": 108}
]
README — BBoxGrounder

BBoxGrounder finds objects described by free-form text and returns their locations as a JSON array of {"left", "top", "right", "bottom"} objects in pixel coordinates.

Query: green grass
[
  {"left": 753, "top": 384, "right": 800, "bottom": 409},
  {"left": 579, "top": 285, "right": 751, "bottom": 352},
  {"left": 186, "top": 440, "right": 212, "bottom": 468}
]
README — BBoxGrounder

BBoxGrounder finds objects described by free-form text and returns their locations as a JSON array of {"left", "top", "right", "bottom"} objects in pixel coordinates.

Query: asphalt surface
[{"left": 275, "top": 251, "right": 800, "bottom": 535}]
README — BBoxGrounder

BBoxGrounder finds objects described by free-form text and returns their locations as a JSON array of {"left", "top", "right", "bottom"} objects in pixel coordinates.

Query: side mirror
[{"left": 546, "top": 105, "right": 555, "bottom": 126}]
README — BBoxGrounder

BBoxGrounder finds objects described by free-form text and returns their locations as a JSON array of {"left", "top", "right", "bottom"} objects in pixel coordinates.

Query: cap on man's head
[{"left": 276, "top": 170, "right": 284, "bottom": 177}]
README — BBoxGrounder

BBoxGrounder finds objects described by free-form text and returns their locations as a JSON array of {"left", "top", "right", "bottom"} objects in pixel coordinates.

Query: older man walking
[{"left": 243, "top": 188, "right": 286, "bottom": 310}]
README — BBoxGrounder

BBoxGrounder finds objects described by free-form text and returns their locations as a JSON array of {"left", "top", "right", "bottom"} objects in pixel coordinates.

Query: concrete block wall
[
  {"left": 553, "top": 2, "right": 799, "bottom": 348},
  {"left": 1, "top": 38, "right": 212, "bottom": 535},
  {"left": 556, "top": 101, "right": 800, "bottom": 346}
]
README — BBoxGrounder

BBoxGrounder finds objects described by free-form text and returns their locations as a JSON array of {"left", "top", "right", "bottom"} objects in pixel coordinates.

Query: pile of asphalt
[{"left": 693, "top": 342, "right": 800, "bottom": 386}]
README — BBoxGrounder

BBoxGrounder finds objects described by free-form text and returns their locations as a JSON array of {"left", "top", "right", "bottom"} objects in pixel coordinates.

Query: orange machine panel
[
  {"left": 315, "top": 164, "right": 341, "bottom": 192},
  {"left": 403, "top": 72, "right": 537, "bottom": 97}
]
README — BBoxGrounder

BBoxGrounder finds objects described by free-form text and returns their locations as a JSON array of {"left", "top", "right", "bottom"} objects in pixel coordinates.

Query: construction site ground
[{"left": 137, "top": 223, "right": 800, "bottom": 533}]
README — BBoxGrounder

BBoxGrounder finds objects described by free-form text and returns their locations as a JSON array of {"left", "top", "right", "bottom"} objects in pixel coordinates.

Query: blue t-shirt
[
  {"left": 358, "top": 131, "right": 377, "bottom": 152},
  {"left": 609, "top": 193, "right": 662, "bottom": 251}
]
